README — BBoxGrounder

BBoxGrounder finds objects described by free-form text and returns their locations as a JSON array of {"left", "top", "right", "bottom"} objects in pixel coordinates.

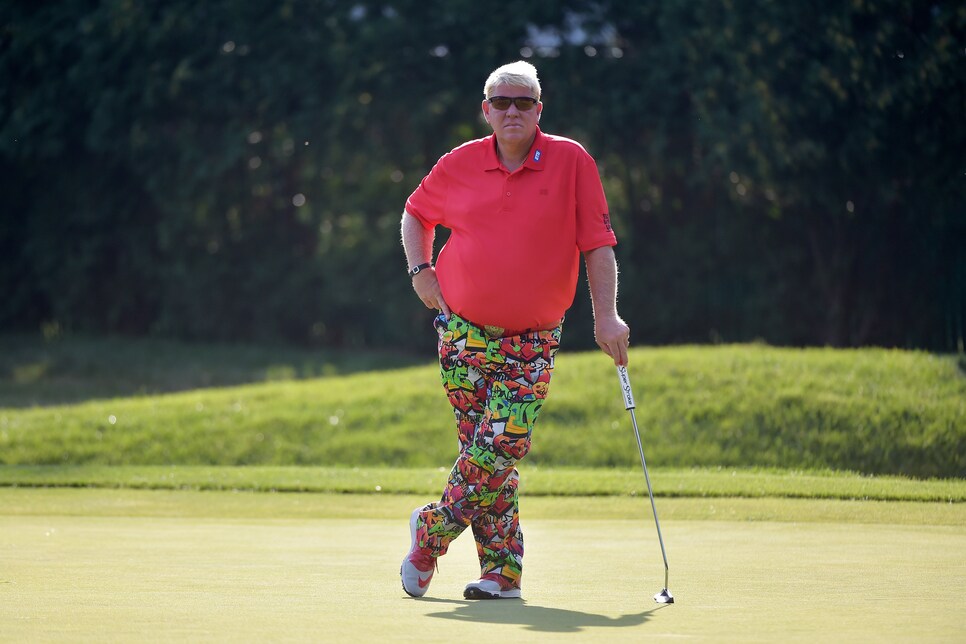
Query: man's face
[{"left": 481, "top": 83, "right": 542, "bottom": 145}]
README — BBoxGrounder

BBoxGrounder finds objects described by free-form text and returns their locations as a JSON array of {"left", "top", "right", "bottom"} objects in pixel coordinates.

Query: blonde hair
[{"left": 484, "top": 61, "right": 542, "bottom": 101}]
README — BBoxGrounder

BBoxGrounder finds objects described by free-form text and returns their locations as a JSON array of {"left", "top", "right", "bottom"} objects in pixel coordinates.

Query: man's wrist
[{"left": 408, "top": 262, "right": 432, "bottom": 278}]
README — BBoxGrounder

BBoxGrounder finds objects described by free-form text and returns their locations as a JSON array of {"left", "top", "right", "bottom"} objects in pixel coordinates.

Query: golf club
[{"left": 616, "top": 365, "right": 674, "bottom": 604}]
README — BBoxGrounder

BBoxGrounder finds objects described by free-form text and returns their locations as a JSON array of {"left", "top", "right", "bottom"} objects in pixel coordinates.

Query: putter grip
[{"left": 617, "top": 365, "right": 636, "bottom": 410}]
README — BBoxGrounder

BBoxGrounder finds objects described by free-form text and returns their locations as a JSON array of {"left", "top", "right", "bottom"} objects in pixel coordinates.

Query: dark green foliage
[{"left": 1, "top": 1, "right": 963, "bottom": 350}]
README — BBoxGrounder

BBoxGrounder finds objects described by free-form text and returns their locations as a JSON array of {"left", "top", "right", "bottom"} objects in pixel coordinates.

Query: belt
[{"left": 477, "top": 319, "right": 563, "bottom": 339}]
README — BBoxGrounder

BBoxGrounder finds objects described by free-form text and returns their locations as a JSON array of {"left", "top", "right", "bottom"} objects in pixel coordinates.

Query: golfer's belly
[{"left": 436, "top": 240, "right": 578, "bottom": 331}]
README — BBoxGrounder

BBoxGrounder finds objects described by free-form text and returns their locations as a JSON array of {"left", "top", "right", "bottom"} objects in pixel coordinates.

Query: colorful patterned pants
[{"left": 414, "top": 313, "right": 561, "bottom": 588}]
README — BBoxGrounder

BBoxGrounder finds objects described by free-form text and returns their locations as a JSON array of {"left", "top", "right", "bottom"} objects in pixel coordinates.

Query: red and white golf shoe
[{"left": 400, "top": 503, "right": 437, "bottom": 597}]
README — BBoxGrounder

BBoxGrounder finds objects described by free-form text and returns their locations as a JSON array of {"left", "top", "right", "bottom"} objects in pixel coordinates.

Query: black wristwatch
[{"left": 408, "top": 262, "right": 432, "bottom": 278}]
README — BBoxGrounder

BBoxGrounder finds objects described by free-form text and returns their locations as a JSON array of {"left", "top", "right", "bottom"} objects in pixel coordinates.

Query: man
[{"left": 399, "top": 60, "right": 630, "bottom": 600}]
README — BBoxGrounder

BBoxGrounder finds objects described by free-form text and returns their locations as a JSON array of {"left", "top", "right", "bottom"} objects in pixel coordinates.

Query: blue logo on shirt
[{"left": 534, "top": 150, "right": 542, "bottom": 162}]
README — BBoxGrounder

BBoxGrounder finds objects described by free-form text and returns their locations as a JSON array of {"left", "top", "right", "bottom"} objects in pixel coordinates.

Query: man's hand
[
  {"left": 412, "top": 268, "right": 451, "bottom": 319},
  {"left": 584, "top": 246, "right": 631, "bottom": 366},
  {"left": 595, "top": 314, "right": 630, "bottom": 366}
]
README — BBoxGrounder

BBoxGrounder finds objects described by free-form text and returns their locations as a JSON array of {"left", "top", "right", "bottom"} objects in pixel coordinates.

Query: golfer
[{"left": 399, "top": 60, "right": 630, "bottom": 600}]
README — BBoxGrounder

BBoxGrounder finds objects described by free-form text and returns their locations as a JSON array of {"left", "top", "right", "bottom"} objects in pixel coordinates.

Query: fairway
[{"left": 2, "top": 489, "right": 964, "bottom": 642}]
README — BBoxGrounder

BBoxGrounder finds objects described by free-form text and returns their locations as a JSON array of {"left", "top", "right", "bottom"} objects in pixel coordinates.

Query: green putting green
[{"left": 1, "top": 489, "right": 963, "bottom": 642}]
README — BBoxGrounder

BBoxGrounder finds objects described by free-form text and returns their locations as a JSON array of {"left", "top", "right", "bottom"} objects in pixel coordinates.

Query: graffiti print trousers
[{"left": 414, "top": 313, "right": 561, "bottom": 588}]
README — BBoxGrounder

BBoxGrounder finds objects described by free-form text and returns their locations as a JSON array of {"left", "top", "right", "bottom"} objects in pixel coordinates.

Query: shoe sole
[{"left": 463, "top": 585, "right": 522, "bottom": 600}]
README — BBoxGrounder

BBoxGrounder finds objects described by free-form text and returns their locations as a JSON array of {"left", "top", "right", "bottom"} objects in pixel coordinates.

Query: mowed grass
[
  {"left": 2, "top": 340, "right": 964, "bottom": 478},
  {"left": 2, "top": 488, "right": 964, "bottom": 642},
  {"left": 3, "top": 465, "right": 966, "bottom": 503}
]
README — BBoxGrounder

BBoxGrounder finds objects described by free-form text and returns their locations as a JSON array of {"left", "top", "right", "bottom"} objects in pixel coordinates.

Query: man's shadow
[{"left": 419, "top": 597, "right": 660, "bottom": 633}]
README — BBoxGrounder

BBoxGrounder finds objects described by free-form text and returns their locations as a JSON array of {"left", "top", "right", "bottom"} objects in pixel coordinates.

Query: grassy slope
[{"left": 2, "top": 343, "right": 963, "bottom": 477}]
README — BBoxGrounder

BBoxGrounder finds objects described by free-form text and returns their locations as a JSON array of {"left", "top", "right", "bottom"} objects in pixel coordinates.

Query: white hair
[{"left": 484, "top": 61, "right": 541, "bottom": 101}]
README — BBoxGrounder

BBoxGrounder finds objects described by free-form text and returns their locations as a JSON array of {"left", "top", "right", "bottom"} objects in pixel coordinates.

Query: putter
[{"left": 616, "top": 365, "right": 674, "bottom": 604}]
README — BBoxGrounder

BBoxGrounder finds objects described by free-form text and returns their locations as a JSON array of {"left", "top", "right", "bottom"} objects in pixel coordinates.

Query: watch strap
[{"left": 408, "top": 262, "right": 432, "bottom": 277}]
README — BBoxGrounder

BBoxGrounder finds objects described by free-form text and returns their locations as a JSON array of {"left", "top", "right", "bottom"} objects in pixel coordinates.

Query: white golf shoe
[{"left": 463, "top": 574, "right": 522, "bottom": 600}]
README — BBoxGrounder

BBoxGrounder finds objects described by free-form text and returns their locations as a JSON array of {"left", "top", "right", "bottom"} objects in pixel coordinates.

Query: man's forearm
[
  {"left": 402, "top": 210, "right": 451, "bottom": 317},
  {"left": 400, "top": 210, "right": 435, "bottom": 268},
  {"left": 584, "top": 245, "right": 629, "bottom": 365},
  {"left": 584, "top": 245, "right": 619, "bottom": 320}
]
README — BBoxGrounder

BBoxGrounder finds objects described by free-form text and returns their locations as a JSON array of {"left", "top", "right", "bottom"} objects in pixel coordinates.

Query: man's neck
[{"left": 496, "top": 134, "right": 536, "bottom": 171}]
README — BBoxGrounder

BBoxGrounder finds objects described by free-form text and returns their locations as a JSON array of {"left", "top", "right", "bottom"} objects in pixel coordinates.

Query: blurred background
[{"left": 1, "top": 1, "right": 963, "bottom": 355}]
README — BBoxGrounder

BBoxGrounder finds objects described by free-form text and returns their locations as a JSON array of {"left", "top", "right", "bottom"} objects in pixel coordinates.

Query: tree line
[{"left": 1, "top": 0, "right": 963, "bottom": 353}]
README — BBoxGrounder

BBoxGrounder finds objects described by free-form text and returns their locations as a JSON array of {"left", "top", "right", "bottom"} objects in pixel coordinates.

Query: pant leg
[
  {"left": 469, "top": 345, "right": 557, "bottom": 585},
  {"left": 415, "top": 315, "right": 488, "bottom": 554},
  {"left": 416, "top": 315, "right": 559, "bottom": 567},
  {"left": 436, "top": 314, "right": 526, "bottom": 579},
  {"left": 437, "top": 315, "right": 487, "bottom": 453},
  {"left": 473, "top": 468, "right": 523, "bottom": 584}
]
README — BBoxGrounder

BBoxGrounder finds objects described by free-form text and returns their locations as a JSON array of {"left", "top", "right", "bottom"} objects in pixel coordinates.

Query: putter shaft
[
  {"left": 617, "top": 365, "right": 672, "bottom": 599},
  {"left": 628, "top": 405, "right": 670, "bottom": 591}
]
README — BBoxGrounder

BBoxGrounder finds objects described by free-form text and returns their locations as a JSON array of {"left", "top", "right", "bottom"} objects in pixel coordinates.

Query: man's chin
[{"left": 498, "top": 127, "right": 533, "bottom": 141}]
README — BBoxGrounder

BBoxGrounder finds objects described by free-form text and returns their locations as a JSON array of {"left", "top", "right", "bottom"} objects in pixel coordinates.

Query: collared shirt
[{"left": 406, "top": 127, "right": 617, "bottom": 331}]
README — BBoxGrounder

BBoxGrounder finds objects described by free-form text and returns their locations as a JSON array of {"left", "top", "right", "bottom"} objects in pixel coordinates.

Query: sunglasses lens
[{"left": 488, "top": 97, "right": 538, "bottom": 111}]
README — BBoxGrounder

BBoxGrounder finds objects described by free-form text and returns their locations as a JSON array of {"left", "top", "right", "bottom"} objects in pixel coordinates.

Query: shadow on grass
[
  {"left": 0, "top": 333, "right": 426, "bottom": 408},
  {"left": 419, "top": 597, "right": 661, "bottom": 633}
]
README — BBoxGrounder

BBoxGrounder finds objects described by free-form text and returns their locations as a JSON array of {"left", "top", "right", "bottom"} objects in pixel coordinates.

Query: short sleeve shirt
[{"left": 406, "top": 127, "right": 616, "bottom": 331}]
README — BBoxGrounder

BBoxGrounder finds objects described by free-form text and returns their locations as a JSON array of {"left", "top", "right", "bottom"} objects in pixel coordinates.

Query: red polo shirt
[{"left": 406, "top": 127, "right": 616, "bottom": 331}]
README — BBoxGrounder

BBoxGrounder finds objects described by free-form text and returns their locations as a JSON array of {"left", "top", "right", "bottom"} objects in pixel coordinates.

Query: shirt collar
[
  {"left": 484, "top": 126, "right": 547, "bottom": 173},
  {"left": 521, "top": 126, "right": 547, "bottom": 172}
]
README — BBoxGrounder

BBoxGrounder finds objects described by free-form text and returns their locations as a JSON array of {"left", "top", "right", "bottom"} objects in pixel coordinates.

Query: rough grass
[{"left": 1, "top": 336, "right": 963, "bottom": 478}]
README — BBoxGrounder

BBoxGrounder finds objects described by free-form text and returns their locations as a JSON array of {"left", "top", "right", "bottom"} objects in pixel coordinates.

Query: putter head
[{"left": 654, "top": 588, "right": 674, "bottom": 604}]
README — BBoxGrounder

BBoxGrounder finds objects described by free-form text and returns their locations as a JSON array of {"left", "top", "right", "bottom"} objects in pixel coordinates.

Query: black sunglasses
[{"left": 487, "top": 96, "right": 539, "bottom": 111}]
